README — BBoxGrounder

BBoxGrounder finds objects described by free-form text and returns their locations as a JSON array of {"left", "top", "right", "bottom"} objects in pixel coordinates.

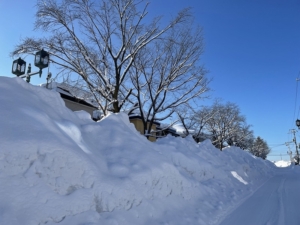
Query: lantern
[{"left": 34, "top": 49, "right": 49, "bottom": 70}]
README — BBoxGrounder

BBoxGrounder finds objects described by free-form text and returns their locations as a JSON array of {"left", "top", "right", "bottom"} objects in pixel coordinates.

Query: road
[{"left": 219, "top": 167, "right": 300, "bottom": 225}]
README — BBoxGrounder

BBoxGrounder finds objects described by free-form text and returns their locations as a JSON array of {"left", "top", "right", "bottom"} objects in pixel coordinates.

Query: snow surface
[
  {"left": 0, "top": 77, "right": 281, "bottom": 224},
  {"left": 274, "top": 160, "right": 291, "bottom": 168},
  {"left": 219, "top": 166, "right": 300, "bottom": 225}
]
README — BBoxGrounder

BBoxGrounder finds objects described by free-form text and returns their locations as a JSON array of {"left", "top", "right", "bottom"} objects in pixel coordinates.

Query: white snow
[
  {"left": 219, "top": 167, "right": 300, "bottom": 225},
  {"left": 0, "top": 76, "right": 293, "bottom": 225},
  {"left": 172, "top": 123, "right": 194, "bottom": 136},
  {"left": 274, "top": 160, "right": 291, "bottom": 167},
  {"left": 231, "top": 171, "right": 248, "bottom": 185}
]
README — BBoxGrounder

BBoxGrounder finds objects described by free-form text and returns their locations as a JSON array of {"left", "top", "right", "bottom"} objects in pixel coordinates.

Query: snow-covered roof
[
  {"left": 172, "top": 123, "right": 195, "bottom": 135},
  {"left": 40, "top": 81, "right": 97, "bottom": 108}
]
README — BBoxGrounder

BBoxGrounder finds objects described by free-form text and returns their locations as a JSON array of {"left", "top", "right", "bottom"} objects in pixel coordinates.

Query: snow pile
[
  {"left": 0, "top": 77, "right": 276, "bottom": 225},
  {"left": 274, "top": 160, "right": 291, "bottom": 167}
]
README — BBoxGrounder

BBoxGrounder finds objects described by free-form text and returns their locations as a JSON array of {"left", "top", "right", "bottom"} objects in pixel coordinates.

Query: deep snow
[{"left": 0, "top": 77, "right": 279, "bottom": 224}]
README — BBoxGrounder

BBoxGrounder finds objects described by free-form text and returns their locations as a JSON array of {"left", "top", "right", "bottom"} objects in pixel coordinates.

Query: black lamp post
[
  {"left": 296, "top": 119, "right": 300, "bottom": 129},
  {"left": 12, "top": 49, "right": 50, "bottom": 83}
]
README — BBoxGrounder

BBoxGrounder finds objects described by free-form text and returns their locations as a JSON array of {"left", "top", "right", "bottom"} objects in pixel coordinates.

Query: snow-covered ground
[
  {"left": 219, "top": 166, "right": 300, "bottom": 225},
  {"left": 0, "top": 77, "right": 284, "bottom": 224},
  {"left": 274, "top": 160, "right": 292, "bottom": 168}
]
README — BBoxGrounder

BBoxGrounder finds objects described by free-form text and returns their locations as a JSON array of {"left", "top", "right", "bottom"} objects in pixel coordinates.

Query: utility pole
[
  {"left": 290, "top": 129, "right": 300, "bottom": 165},
  {"left": 285, "top": 142, "right": 294, "bottom": 163},
  {"left": 287, "top": 151, "right": 293, "bottom": 162}
]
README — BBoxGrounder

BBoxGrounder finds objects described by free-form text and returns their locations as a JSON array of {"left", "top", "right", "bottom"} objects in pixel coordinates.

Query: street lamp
[
  {"left": 12, "top": 57, "right": 26, "bottom": 76},
  {"left": 12, "top": 49, "right": 50, "bottom": 83},
  {"left": 296, "top": 119, "right": 300, "bottom": 129},
  {"left": 34, "top": 49, "right": 49, "bottom": 77}
]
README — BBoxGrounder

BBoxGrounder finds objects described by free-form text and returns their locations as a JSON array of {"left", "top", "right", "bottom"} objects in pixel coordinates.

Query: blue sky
[{"left": 1, "top": 0, "right": 300, "bottom": 161}]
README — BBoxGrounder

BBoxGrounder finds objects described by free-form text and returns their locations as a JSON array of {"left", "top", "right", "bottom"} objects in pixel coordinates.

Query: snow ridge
[{"left": 0, "top": 77, "right": 276, "bottom": 225}]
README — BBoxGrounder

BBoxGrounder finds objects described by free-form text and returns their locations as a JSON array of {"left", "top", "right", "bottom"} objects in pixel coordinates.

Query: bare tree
[
  {"left": 11, "top": 0, "right": 193, "bottom": 115},
  {"left": 129, "top": 20, "right": 209, "bottom": 137},
  {"left": 175, "top": 105, "right": 216, "bottom": 141},
  {"left": 191, "top": 105, "right": 218, "bottom": 142},
  {"left": 204, "top": 101, "right": 249, "bottom": 150},
  {"left": 175, "top": 106, "right": 197, "bottom": 137},
  {"left": 226, "top": 123, "right": 254, "bottom": 150}
]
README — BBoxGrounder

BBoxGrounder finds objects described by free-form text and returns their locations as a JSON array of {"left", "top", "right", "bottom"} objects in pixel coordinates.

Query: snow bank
[{"left": 0, "top": 77, "right": 276, "bottom": 225}]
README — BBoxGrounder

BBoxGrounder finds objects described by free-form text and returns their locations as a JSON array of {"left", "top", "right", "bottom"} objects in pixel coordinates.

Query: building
[
  {"left": 128, "top": 114, "right": 160, "bottom": 142},
  {"left": 42, "top": 82, "right": 164, "bottom": 141},
  {"left": 42, "top": 82, "right": 97, "bottom": 117}
]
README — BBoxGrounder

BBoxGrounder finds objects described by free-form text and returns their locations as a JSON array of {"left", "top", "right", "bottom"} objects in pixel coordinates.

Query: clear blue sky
[{"left": 1, "top": 0, "right": 300, "bottom": 161}]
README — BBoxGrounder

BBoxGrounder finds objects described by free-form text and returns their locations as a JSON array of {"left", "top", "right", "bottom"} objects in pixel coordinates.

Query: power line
[
  {"left": 268, "top": 154, "right": 289, "bottom": 156},
  {"left": 268, "top": 143, "right": 289, "bottom": 149}
]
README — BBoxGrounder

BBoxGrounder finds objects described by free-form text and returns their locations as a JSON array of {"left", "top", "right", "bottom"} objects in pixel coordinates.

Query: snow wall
[{"left": 0, "top": 77, "right": 276, "bottom": 225}]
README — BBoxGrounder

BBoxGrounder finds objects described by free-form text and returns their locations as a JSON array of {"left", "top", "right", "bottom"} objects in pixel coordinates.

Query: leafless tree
[
  {"left": 204, "top": 101, "right": 250, "bottom": 150},
  {"left": 191, "top": 105, "right": 218, "bottom": 142},
  {"left": 175, "top": 105, "right": 215, "bottom": 141},
  {"left": 175, "top": 106, "right": 197, "bottom": 137},
  {"left": 11, "top": 0, "right": 193, "bottom": 115},
  {"left": 226, "top": 123, "right": 254, "bottom": 150},
  {"left": 129, "top": 20, "right": 209, "bottom": 137}
]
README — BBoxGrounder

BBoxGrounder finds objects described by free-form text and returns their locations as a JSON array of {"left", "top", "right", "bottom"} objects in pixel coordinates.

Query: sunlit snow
[
  {"left": 0, "top": 76, "right": 281, "bottom": 225},
  {"left": 274, "top": 160, "right": 291, "bottom": 168},
  {"left": 231, "top": 171, "right": 248, "bottom": 185}
]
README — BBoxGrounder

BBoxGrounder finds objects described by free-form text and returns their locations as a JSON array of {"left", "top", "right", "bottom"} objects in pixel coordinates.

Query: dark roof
[{"left": 58, "top": 87, "right": 97, "bottom": 109}]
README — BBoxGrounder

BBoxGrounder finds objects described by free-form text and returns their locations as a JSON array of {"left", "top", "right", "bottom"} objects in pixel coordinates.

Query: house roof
[
  {"left": 172, "top": 124, "right": 195, "bottom": 135},
  {"left": 40, "top": 82, "right": 97, "bottom": 109},
  {"left": 128, "top": 114, "right": 160, "bottom": 126},
  {"left": 58, "top": 90, "right": 97, "bottom": 108}
]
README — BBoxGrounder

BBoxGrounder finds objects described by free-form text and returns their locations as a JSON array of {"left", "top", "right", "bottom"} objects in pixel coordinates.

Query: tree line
[
  {"left": 11, "top": 0, "right": 270, "bottom": 159},
  {"left": 178, "top": 101, "right": 270, "bottom": 159}
]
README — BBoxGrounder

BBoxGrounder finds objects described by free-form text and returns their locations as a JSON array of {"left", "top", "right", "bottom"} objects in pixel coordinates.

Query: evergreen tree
[{"left": 249, "top": 136, "right": 270, "bottom": 159}]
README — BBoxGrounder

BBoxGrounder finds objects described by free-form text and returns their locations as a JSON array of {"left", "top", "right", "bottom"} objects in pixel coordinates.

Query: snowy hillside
[{"left": 0, "top": 77, "right": 277, "bottom": 225}]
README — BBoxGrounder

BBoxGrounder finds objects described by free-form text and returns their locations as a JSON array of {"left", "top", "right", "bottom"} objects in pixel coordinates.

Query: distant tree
[
  {"left": 226, "top": 123, "right": 254, "bottom": 150},
  {"left": 204, "top": 101, "right": 250, "bottom": 150},
  {"left": 249, "top": 136, "right": 270, "bottom": 160},
  {"left": 12, "top": 0, "right": 198, "bottom": 116},
  {"left": 175, "top": 107, "right": 196, "bottom": 137},
  {"left": 175, "top": 101, "right": 254, "bottom": 148},
  {"left": 190, "top": 105, "right": 217, "bottom": 142},
  {"left": 173, "top": 103, "right": 215, "bottom": 140}
]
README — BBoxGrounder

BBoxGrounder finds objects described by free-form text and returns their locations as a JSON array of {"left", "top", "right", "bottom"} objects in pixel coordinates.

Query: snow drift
[{"left": 0, "top": 77, "right": 276, "bottom": 225}]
